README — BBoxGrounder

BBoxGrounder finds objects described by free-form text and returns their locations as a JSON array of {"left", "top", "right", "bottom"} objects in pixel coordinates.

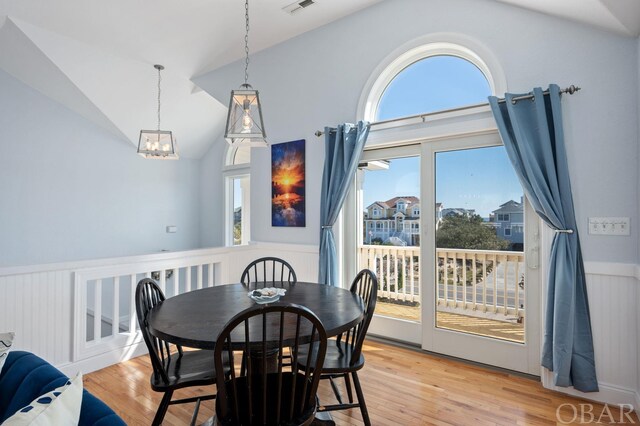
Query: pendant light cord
[
  {"left": 244, "top": 0, "right": 250, "bottom": 85},
  {"left": 157, "top": 66, "right": 162, "bottom": 131}
]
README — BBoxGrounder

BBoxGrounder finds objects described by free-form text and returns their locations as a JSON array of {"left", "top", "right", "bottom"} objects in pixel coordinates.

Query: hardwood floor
[{"left": 85, "top": 339, "right": 638, "bottom": 425}]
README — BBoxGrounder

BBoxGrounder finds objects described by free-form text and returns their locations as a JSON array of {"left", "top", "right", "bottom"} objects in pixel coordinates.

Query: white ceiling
[
  {"left": 0, "top": 0, "right": 638, "bottom": 158},
  {"left": 0, "top": 0, "right": 382, "bottom": 158},
  {"left": 495, "top": 0, "right": 640, "bottom": 38}
]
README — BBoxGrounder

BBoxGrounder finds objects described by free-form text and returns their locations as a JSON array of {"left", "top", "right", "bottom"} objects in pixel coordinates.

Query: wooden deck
[
  {"left": 376, "top": 301, "right": 525, "bottom": 343},
  {"left": 84, "top": 339, "right": 637, "bottom": 425}
]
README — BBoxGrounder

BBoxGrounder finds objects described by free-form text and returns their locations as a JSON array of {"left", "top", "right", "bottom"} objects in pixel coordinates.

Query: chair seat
[
  {"left": 150, "top": 349, "right": 215, "bottom": 391},
  {"left": 297, "top": 340, "right": 365, "bottom": 374},
  {"left": 215, "top": 373, "right": 317, "bottom": 426}
]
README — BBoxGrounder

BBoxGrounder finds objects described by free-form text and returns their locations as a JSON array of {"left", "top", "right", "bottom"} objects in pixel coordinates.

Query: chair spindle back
[
  {"left": 240, "top": 257, "right": 297, "bottom": 288},
  {"left": 214, "top": 303, "right": 327, "bottom": 425},
  {"left": 340, "top": 269, "right": 377, "bottom": 365},
  {"left": 135, "top": 278, "right": 181, "bottom": 384}
]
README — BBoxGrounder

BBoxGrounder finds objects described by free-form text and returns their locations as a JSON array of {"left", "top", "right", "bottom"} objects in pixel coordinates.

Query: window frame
[
  {"left": 498, "top": 213, "right": 510, "bottom": 222},
  {"left": 358, "top": 38, "right": 507, "bottom": 124},
  {"left": 223, "top": 146, "right": 252, "bottom": 247}
]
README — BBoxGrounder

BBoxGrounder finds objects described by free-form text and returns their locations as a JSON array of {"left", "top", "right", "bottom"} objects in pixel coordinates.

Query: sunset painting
[{"left": 271, "top": 139, "right": 305, "bottom": 227}]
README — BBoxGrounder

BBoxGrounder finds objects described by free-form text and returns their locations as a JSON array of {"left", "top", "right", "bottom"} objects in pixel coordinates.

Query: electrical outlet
[
  {"left": 166, "top": 225, "right": 177, "bottom": 233},
  {"left": 588, "top": 217, "right": 630, "bottom": 236}
]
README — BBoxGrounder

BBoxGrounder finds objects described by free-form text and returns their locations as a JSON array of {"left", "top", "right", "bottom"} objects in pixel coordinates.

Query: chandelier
[
  {"left": 224, "top": 0, "right": 267, "bottom": 147},
  {"left": 137, "top": 64, "right": 178, "bottom": 159}
]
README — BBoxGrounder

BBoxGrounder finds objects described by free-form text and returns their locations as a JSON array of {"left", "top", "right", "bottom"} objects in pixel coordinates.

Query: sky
[{"left": 363, "top": 55, "right": 523, "bottom": 218}]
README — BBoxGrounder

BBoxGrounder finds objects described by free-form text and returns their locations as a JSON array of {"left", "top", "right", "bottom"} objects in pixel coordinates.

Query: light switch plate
[{"left": 588, "top": 217, "right": 630, "bottom": 236}]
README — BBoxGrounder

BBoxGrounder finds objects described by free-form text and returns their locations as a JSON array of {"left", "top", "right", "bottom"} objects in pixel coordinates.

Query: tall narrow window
[{"left": 225, "top": 145, "right": 251, "bottom": 246}]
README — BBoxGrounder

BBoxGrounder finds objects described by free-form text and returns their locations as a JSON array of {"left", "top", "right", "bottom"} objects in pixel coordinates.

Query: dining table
[{"left": 147, "top": 281, "right": 365, "bottom": 425}]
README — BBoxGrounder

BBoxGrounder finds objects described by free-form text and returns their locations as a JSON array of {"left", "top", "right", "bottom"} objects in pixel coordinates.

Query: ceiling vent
[{"left": 282, "top": 0, "right": 316, "bottom": 15}]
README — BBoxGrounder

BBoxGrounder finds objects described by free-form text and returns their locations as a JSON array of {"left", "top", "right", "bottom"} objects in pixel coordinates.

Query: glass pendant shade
[
  {"left": 137, "top": 64, "right": 178, "bottom": 159},
  {"left": 137, "top": 130, "right": 178, "bottom": 159},
  {"left": 225, "top": 83, "right": 267, "bottom": 147}
]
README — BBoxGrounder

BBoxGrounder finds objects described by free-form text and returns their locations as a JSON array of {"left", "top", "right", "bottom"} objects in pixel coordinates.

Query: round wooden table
[{"left": 148, "top": 282, "right": 364, "bottom": 349}]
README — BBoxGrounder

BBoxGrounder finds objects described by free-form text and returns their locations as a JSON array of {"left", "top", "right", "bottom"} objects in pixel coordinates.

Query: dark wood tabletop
[{"left": 147, "top": 282, "right": 365, "bottom": 350}]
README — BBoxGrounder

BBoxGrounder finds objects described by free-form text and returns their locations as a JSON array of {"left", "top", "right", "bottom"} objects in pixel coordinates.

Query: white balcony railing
[{"left": 358, "top": 245, "right": 525, "bottom": 319}]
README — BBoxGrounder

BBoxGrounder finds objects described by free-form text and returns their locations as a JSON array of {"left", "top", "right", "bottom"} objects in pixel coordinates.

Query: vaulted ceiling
[{"left": 0, "top": 0, "right": 638, "bottom": 159}]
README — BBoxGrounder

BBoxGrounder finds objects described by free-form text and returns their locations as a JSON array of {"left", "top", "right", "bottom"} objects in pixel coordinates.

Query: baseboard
[
  {"left": 542, "top": 370, "right": 638, "bottom": 409},
  {"left": 56, "top": 343, "right": 148, "bottom": 377}
]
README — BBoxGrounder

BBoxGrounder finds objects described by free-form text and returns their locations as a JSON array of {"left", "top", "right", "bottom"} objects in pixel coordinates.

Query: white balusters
[
  {"left": 74, "top": 257, "right": 225, "bottom": 364},
  {"left": 197, "top": 265, "right": 203, "bottom": 289},
  {"left": 492, "top": 254, "right": 498, "bottom": 312},
  {"left": 358, "top": 245, "right": 524, "bottom": 317},
  {"left": 129, "top": 274, "right": 137, "bottom": 334},
  {"left": 112, "top": 277, "right": 119, "bottom": 336},
  {"left": 185, "top": 267, "right": 192, "bottom": 292}
]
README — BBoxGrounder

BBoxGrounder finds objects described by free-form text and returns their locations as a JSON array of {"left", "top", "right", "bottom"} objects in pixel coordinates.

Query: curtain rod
[{"left": 314, "top": 85, "right": 581, "bottom": 137}]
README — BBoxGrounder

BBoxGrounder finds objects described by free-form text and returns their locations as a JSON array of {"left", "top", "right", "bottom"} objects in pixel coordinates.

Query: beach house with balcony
[
  {"left": 491, "top": 200, "right": 524, "bottom": 250},
  {"left": 364, "top": 196, "right": 423, "bottom": 245}
]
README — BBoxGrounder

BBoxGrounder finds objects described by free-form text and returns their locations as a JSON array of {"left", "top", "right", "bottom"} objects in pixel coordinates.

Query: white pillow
[
  {"left": 0, "top": 331, "right": 14, "bottom": 374},
  {"left": 3, "top": 372, "right": 83, "bottom": 426}
]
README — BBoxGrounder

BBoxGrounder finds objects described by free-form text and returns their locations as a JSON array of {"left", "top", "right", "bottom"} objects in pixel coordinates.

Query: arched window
[
  {"left": 224, "top": 145, "right": 251, "bottom": 246},
  {"left": 360, "top": 41, "right": 505, "bottom": 123},
  {"left": 376, "top": 55, "right": 491, "bottom": 121},
  {"left": 229, "top": 145, "right": 251, "bottom": 165}
]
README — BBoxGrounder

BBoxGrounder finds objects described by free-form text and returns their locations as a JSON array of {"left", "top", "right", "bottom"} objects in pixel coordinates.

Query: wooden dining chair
[
  {"left": 240, "top": 257, "right": 297, "bottom": 288},
  {"left": 213, "top": 303, "right": 327, "bottom": 426},
  {"left": 297, "top": 269, "right": 378, "bottom": 426},
  {"left": 135, "top": 278, "right": 217, "bottom": 426}
]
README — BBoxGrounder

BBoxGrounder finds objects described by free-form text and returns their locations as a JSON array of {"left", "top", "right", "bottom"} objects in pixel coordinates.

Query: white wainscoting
[
  {"left": 0, "top": 270, "right": 73, "bottom": 366},
  {"left": 0, "top": 242, "right": 319, "bottom": 376},
  {"left": 540, "top": 262, "right": 639, "bottom": 409}
]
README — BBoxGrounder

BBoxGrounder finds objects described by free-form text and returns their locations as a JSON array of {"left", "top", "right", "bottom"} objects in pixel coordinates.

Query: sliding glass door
[
  {"left": 355, "top": 135, "right": 540, "bottom": 374},
  {"left": 357, "top": 146, "right": 422, "bottom": 344}
]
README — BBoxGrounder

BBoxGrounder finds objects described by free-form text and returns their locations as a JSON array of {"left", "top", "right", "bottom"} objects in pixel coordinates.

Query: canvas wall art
[{"left": 271, "top": 139, "right": 305, "bottom": 227}]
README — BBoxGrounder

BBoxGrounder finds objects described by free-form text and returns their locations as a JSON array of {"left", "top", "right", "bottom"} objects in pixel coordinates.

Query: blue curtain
[
  {"left": 318, "top": 122, "right": 370, "bottom": 286},
  {"left": 489, "top": 85, "right": 597, "bottom": 392}
]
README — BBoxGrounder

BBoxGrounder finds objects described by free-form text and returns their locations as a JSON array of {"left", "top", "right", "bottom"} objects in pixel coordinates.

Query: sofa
[{"left": 0, "top": 351, "right": 126, "bottom": 425}]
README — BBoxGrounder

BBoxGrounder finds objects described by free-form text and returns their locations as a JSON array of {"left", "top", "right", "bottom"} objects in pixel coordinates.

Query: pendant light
[
  {"left": 224, "top": 0, "right": 267, "bottom": 147},
  {"left": 137, "top": 64, "right": 178, "bottom": 159}
]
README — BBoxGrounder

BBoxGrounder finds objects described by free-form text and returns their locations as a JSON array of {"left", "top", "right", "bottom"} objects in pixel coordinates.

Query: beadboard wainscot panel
[
  {"left": 541, "top": 262, "right": 639, "bottom": 409},
  {"left": 0, "top": 269, "right": 73, "bottom": 366}
]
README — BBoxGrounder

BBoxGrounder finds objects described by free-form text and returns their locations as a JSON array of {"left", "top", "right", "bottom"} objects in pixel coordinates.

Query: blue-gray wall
[
  {"left": 2, "top": 0, "right": 639, "bottom": 267},
  {"left": 0, "top": 70, "right": 202, "bottom": 267},
  {"left": 196, "top": 0, "right": 639, "bottom": 264}
]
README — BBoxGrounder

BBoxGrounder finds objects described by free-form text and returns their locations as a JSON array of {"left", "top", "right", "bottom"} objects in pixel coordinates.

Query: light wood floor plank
[{"left": 84, "top": 339, "right": 638, "bottom": 425}]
